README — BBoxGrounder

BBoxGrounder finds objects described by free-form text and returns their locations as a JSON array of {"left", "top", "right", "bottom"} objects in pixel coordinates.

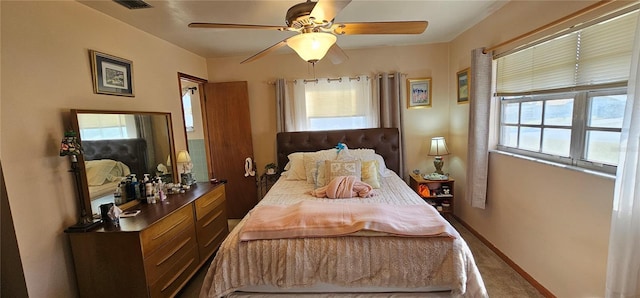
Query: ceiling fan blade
[
  {"left": 241, "top": 38, "right": 289, "bottom": 64},
  {"left": 310, "top": 0, "right": 352, "bottom": 23},
  {"left": 189, "top": 23, "right": 286, "bottom": 30},
  {"left": 332, "top": 21, "right": 428, "bottom": 35},
  {"left": 326, "top": 43, "right": 348, "bottom": 65}
]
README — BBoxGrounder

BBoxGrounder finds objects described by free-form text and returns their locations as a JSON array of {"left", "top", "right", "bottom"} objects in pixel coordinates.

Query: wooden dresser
[{"left": 67, "top": 182, "right": 228, "bottom": 298}]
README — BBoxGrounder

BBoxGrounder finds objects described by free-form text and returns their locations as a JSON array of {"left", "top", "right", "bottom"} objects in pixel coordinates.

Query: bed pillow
[
  {"left": 85, "top": 159, "right": 131, "bottom": 186},
  {"left": 361, "top": 159, "right": 381, "bottom": 188},
  {"left": 348, "top": 148, "right": 376, "bottom": 160},
  {"left": 304, "top": 148, "right": 338, "bottom": 184},
  {"left": 282, "top": 152, "right": 306, "bottom": 180},
  {"left": 313, "top": 160, "right": 327, "bottom": 189},
  {"left": 374, "top": 154, "right": 393, "bottom": 177},
  {"left": 325, "top": 159, "right": 361, "bottom": 184}
]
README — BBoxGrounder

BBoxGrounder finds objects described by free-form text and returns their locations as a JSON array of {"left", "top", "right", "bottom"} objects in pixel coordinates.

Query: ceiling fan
[{"left": 188, "top": 0, "right": 428, "bottom": 64}]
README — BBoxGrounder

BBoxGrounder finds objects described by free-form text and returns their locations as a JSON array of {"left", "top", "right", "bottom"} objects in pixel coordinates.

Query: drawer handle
[
  {"left": 156, "top": 236, "right": 192, "bottom": 267},
  {"left": 152, "top": 216, "right": 188, "bottom": 240},
  {"left": 161, "top": 257, "right": 195, "bottom": 292},
  {"left": 200, "top": 193, "right": 222, "bottom": 208},
  {"left": 204, "top": 229, "right": 224, "bottom": 248},
  {"left": 202, "top": 210, "right": 224, "bottom": 228}
]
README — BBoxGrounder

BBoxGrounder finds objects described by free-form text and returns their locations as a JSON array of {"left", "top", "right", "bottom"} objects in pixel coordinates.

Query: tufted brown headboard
[
  {"left": 82, "top": 138, "right": 149, "bottom": 177},
  {"left": 276, "top": 128, "right": 400, "bottom": 175}
]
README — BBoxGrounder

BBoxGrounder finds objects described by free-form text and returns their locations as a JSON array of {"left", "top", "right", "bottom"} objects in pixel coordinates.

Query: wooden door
[{"left": 203, "top": 81, "right": 257, "bottom": 218}]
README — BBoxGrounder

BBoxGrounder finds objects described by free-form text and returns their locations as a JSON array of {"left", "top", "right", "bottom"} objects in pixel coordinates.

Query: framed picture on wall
[
  {"left": 457, "top": 68, "right": 470, "bottom": 104},
  {"left": 89, "top": 50, "right": 134, "bottom": 97},
  {"left": 406, "top": 78, "right": 432, "bottom": 109}
]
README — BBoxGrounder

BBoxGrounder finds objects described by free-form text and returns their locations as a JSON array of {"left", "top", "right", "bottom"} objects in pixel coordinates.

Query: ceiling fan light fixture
[{"left": 287, "top": 32, "right": 337, "bottom": 63}]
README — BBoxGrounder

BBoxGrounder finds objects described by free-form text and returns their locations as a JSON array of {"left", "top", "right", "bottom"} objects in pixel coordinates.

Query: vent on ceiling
[{"left": 113, "top": 0, "right": 152, "bottom": 10}]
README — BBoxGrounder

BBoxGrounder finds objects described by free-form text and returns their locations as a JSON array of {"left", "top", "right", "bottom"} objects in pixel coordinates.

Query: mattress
[{"left": 200, "top": 173, "right": 487, "bottom": 297}]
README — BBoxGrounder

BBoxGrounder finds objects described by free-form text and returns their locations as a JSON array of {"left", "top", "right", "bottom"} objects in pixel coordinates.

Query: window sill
[{"left": 489, "top": 150, "right": 616, "bottom": 180}]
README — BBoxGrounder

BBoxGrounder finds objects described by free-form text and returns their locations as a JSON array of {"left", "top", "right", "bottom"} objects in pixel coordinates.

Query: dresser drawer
[
  {"left": 194, "top": 185, "right": 225, "bottom": 221},
  {"left": 144, "top": 226, "right": 198, "bottom": 285},
  {"left": 149, "top": 245, "right": 199, "bottom": 298},
  {"left": 196, "top": 201, "right": 228, "bottom": 259},
  {"left": 141, "top": 206, "right": 195, "bottom": 256}
]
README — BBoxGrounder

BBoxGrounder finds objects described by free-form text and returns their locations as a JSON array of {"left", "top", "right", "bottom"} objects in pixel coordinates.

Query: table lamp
[
  {"left": 60, "top": 131, "right": 101, "bottom": 231},
  {"left": 428, "top": 137, "right": 450, "bottom": 175},
  {"left": 176, "top": 150, "right": 192, "bottom": 174}
]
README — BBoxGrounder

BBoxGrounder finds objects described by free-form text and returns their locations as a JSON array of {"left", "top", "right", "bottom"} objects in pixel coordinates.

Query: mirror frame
[
  {"left": 70, "top": 109, "right": 178, "bottom": 213},
  {"left": 178, "top": 72, "right": 212, "bottom": 180}
]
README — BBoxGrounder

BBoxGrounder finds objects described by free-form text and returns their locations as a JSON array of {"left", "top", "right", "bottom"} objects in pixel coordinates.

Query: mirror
[
  {"left": 70, "top": 109, "right": 177, "bottom": 215},
  {"left": 179, "top": 73, "right": 211, "bottom": 184}
]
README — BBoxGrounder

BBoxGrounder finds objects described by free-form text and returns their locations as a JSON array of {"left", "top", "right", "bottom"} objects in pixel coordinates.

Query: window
[
  {"left": 291, "top": 76, "right": 374, "bottom": 131},
  {"left": 77, "top": 114, "right": 137, "bottom": 140},
  {"left": 495, "top": 9, "right": 637, "bottom": 174},
  {"left": 182, "top": 92, "right": 194, "bottom": 132}
]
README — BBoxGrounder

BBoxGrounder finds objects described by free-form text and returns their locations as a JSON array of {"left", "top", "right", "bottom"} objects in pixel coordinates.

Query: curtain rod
[
  {"left": 267, "top": 73, "right": 403, "bottom": 85},
  {"left": 483, "top": 0, "right": 614, "bottom": 54}
]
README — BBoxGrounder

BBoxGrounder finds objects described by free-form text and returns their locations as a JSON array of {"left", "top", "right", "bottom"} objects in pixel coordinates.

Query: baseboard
[{"left": 453, "top": 215, "right": 556, "bottom": 298}]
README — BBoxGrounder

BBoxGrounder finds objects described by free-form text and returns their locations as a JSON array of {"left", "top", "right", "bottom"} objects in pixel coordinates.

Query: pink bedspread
[
  {"left": 310, "top": 175, "right": 373, "bottom": 198},
  {"left": 239, "top": 200, "right": 457, "bottom": 241}
]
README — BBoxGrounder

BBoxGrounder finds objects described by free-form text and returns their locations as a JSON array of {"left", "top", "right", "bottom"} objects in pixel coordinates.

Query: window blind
[
  {"left": 78, "top": 114, "right": 133, "bottom": 129},
  {"left": 306, "top": 89, "right": 359, "bottom": 117},
  {"left": 303, "top": 77, "right": 369, "bottom": 118},
  {"left": 496, "top": 10, "right": 638, "bottom": 94}
]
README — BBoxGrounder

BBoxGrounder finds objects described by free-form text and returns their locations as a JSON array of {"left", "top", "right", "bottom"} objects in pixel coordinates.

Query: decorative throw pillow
[
  {"left": 325, "top": 159, "right": 361, "bottom": 184},
  {"left": 361, "top": 159, "right": 381, "bottom": 188},
  {"left": 304, "top": 148, "right": 338, "bottom": 184},
  {"left": 313, "top": 160, "right": 327, "bottom": 189}
]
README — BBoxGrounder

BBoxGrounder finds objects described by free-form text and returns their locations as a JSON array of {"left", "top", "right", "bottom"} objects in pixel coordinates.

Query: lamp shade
[
  {"left": 60, "top": 131, "right": 82, "bottom": 156},
  {"left": 428, "top": 137, "right": 450, "bottom": 157},
  {"left": 176, "top": 150, "right": 191, "bottom": 163},
  {"left": 287, "top": 32, "right": 337, "bottom": 63}
]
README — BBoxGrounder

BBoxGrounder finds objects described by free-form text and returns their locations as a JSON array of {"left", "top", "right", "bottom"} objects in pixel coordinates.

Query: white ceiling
[{"left": 79, "top": 0, "right": 508, "bottom": 60}]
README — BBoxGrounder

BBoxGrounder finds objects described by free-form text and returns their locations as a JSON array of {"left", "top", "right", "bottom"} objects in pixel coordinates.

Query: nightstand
[
  {"left": 409, "top": 173, "right": 454, "bottom": 218},
  {"left": 258, "top": 173, "right": 279, "bottom": 200}
]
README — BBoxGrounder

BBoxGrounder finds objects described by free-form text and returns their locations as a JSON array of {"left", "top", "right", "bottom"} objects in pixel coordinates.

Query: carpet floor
[{"left": 177, "top": 219, "right": 544, "bottom": 297}]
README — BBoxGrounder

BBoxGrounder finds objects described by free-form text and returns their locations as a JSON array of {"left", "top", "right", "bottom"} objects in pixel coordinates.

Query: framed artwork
[
  {"left": 457, "top": 68, "right": 470, "bottom": 104},
  {"left": 89, "top": 50, "right": 134, "bottom": 97},
  {"left": 406, "top": 78, "right": 432, "bottom": 109}
]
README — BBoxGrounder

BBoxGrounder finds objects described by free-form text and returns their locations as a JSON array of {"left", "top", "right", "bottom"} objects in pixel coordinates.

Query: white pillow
[
  {"left": 284, "top": 152, "right": 306, "bottom": 180},
  {"left": 348, "top": 148, "right": 376, "bottom": 160}
]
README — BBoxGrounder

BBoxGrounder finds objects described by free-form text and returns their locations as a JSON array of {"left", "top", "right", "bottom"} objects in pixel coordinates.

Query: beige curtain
[
  {"left": 465, "top": 48, "right": 493, "bottom": 209},
  {"left": 374, "top": 72, "right": 406, "bottom": 178},
  {"left": 275, "top": 78, "right": 296, "bottom": 132}
]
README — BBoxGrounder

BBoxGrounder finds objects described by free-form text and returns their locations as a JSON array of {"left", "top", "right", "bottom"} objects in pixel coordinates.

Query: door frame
[{"left": 177, "top": 72, "right": 212, "bottom": 180}]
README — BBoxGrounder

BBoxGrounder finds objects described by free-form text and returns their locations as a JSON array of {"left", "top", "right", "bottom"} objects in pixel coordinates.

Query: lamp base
[
  {"left": 64, "top": 219, "right": 102, "bottom": 233},
  {"left": 433, "top": 157, "right": 445, "bottom": 175}
]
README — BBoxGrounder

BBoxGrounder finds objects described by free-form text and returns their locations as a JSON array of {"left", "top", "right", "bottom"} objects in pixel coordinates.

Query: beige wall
[
  {"left": 1, "top": 1, "right": 207, "bottom": 296},
  {"left": 449, "top": 1, "right": 623, "bottom": 296},
  {"left": 0, "top": 0, "right": 628, "bottom": 296},
  {"left": 206, "top": 43, "right": 452, "bottom": 177}
]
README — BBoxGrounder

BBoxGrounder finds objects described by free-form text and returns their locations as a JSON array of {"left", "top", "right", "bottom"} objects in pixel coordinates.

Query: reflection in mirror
[
  {"left": 70, "top": 110, "right": 176, "bottom": 216},
  {"left": 180, "top": 74, "right": 210, "bottom": 183}
]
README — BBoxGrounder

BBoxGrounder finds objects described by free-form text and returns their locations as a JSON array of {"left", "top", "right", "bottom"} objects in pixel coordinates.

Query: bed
[
  {"left": 200, "top": 128, "right": 486, "bottom": 297},
  {"left": 82, "top": 138, "right": 148, "bottom": 201}
]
